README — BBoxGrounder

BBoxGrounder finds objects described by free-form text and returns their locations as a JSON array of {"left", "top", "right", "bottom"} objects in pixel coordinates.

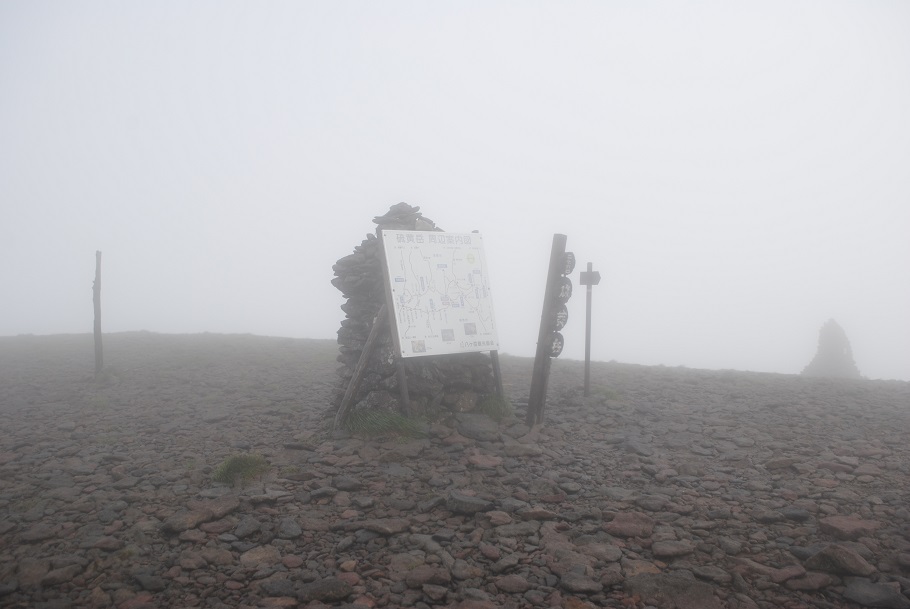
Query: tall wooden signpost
[
  {"left": 334, "top": 229, "right": 503, "bottom": 431},
  {"left": 579, "top": 262, "right": 602, "bottom": 397},
  {"left": 526, "top": 234, "right": 575, "bottom": 426}
]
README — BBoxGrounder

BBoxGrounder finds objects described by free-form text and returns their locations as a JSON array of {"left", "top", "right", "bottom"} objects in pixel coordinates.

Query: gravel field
[{"left": 1, "top": 332, "right": 909, "bottom": 609}]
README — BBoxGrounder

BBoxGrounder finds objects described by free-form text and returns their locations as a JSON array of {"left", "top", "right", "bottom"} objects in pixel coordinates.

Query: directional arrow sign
[{"left": 579, "top": 270, "right": 601, "bottom": 286}]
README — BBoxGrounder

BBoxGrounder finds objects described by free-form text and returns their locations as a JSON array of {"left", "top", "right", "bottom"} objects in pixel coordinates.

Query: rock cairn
[
  {"left": 330, "top": 203, "right": 496, "bottom": 421},
  {"left": 802, "top": 319, "right": 863, "bottom": 379}
]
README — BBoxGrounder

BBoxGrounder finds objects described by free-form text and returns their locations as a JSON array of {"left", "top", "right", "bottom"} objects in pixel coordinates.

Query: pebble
[{"left": 1, "top": 333, "right": 909, "bottom": 609}]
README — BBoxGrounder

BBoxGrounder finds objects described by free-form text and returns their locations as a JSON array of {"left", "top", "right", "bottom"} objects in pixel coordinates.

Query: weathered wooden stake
[
  {"left": 93, "top": 250, "right": 103, "bottom": 375},
  {"left": 333, "top": 304, "right": 388, "bottom": 431},
  {"left": 526, "top": 234, "right": 568, "bottom": 426},
  {"left": 490, "top": 351, "right": 505, "bottom": 399},
  {"left": 376, "top": 230, "right": 413, "bottom": 416}
]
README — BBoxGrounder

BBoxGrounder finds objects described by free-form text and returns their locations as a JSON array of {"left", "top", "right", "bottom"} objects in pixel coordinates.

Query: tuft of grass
[
  {"left": 592, "top": 386, "right": 620, "bottom": 401},
  {"left": 212, "top": 453, "right": 269, "bottom": 485},
  {"left": 278, "top": 465, "right": 301, "bottom": 478},
  {"left": 476, "top": 394, "right": 514, "bottom": 422},
  {"left": 345, "top": 409, "right": 426, "bottom": 439}
]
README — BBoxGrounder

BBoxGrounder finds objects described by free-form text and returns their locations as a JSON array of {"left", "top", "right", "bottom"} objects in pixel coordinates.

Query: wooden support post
[
  {"left": 585, "top": 271, "right": 592, "bottom": 397},
  {"left": 526, "top": 234, "right": 567, "bottom": 426},
  {"left": 490, "top": 350, "right": 504, "bottom": 399},
  {"left": 93, "top": 250, "right": 103, "bottom": 375},
  {"left": 376, "top": 230, "right": 413, "bottom": 415},
  {"left": 396, "top": 360, "right": 412, "bottom": 416},
  {"left": 333, "top": 304, "right": 387, "bottom": 431}
]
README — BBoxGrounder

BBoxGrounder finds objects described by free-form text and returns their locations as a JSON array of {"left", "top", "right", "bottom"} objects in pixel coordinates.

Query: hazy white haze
[{"left": 2, "top": 1, "right": 908, "bottom": 380}]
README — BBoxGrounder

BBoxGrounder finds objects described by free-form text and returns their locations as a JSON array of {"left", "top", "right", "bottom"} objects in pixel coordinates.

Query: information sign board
[{"left": 381, "top": 230, "right": 499, "bottom": 358}]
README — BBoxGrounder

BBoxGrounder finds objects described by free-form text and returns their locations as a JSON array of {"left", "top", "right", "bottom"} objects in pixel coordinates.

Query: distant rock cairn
[{"left": 802, "top": 319, "right": 862, "bottom": 379}]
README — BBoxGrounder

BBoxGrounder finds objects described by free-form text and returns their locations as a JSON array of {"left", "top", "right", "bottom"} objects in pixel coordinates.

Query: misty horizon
[{"left": 2, "top": 2, "right": 908, "bottom": 381}]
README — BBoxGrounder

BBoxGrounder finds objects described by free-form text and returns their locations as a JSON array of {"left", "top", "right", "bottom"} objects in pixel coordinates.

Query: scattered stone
[
  {"left": 819, "top": 516, "right": 881, "bottom": 540},
  {"left": 356, "top": 517, "right": 410, "bottom": 535},
  {"left": 4, "top": 331, "right": 910, "bottom": 609},
  {"left": 605, "top": 512, "right": 655, "bottom": 538},
  {"left": 276, "top": 517, "right": 302, "bottom": 539},
  {"left": 298, "top": 577, "right": 353, "bottom": 602},
  {"left": 239, "top": 545, "right": 282, "bottom": 567},
  {"left": 805, "top": 544, "right": 876, "bottom": 576},
  {"left": 625, "top": 573, "right": 724, "bottom": 609},
  {"left": 784, "top": 572, "right": 836, "bottom": 591},
  {"left": 447, "top": 492, "right": 493, "bottom": 514},
  {"left": 842, "top": 578, "right": 910, "bottom": 609},
  {"left": 652, "top": 540, "right": 696, "bottom": 558},
  {"left": 161, "top": 509, "right": 214, "bottom": 534},
  {"left": 495, "top": 574, "right": 531, "bottom": 593},
  {"left": 559, "top": 572, "right": 603, "bottom": 594}
]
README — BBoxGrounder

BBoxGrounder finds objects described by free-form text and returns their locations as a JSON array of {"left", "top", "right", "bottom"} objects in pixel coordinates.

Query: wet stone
[{"left": 842, "top": 578, "right": 910, "bottom": 609}]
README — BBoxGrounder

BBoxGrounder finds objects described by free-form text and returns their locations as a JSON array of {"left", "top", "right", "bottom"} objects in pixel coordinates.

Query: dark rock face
[
  {"left": 802, "top": 318, "right": 862, "bottom": 379},
  {"left": 330, "top": 203, "right": 495, "bottom": 419}
]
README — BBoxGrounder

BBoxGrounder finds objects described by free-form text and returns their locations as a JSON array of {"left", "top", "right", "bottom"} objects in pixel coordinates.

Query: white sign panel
[{"left": 382, "top": 230, "right": 499, "bottom": 358}]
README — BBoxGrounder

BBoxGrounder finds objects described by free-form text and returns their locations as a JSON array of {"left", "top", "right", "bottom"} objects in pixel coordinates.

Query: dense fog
[{"left": 2, "top": 2, "right": 908, "bottom": 380}]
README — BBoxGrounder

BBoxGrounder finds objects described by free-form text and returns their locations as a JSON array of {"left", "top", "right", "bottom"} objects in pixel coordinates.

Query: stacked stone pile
[
  {"left": 331, "top": 203, "right": 496, "bottom": 419},
  {"left": 802, "top": 319, "right": 863, "bottom": 379}
]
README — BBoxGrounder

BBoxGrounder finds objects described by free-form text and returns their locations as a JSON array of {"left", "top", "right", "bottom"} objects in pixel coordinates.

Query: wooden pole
[
  {"left": 526, "top": 234, "right": 567, "bottom": 426},
  {"left": 376, "top": 230, "right": 412, "bottom": 415},
  {"left": 490, "top": 350, "right": 505, "bottom": 399},
  {"left": 584, "top": 262, "right": 593, "bottom": 397},
  {"left": 333, "top": 304, "right": 387, "bottom": 431},
  {"left": 579, "top": 262, "right": 602, "bottom": 397},
  {"left": 93, "top": 250, "right": 103, "bottom": 375}
]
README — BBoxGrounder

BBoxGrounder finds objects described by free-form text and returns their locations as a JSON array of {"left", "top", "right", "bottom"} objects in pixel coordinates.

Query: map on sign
[{"left": 381, "top": 230, "right": 499, "bottom": 358}]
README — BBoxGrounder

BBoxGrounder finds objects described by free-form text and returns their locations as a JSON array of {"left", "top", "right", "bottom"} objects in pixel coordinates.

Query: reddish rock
[
  {"left": 652, "top": 540, "right": 695, "bottom": 558},
  {"left": 357, "top": 517, "right": 411, "bottom": 535},
  {"left": 784, "top": 572, "right": 836, "bottom": 591},
  {"left": 624, "top": 573, "right": 723, "bottom": 609},
  {"left": 805, "top": 544, "right": 876, "bottom": 576},
  {"left": 621, "top": 558, "right": 661, "bottom": 577},
  {"left": 199, "top": 518, "right": 235, "bottom": 534},
  {"left": 161, "top": 509, "right": 214, "bottom": 534},
  {"left": 239, "top": 545, "right": 282, "bottom": 567},
  {"left": 467, "top": 453, "right": 502, "bottom": 468},
  {"left": 92, "top": 536, "right": 123, "bottom": 551},
  {"left": 605, "top": 512, "right": 655, "bottom": 538},
  {"left": 496, "top": 574, "right": 531, "bottom": 593},
  {"left": 819, "top": 516, "right": 881, "bottom": 540},
  {"left": 405, "top": 565, "right": 451, "bottom": 588},
  {"left": 769, "top": 564, "right": 806, "bottom": 583}
]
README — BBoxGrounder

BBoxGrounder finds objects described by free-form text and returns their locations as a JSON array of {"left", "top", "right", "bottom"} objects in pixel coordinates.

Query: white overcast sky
[{"left": 2, "top": 1, "right": 909, "bottom": 381}]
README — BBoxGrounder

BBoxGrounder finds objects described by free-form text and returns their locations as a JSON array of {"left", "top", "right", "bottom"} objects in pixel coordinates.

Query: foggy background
[{"left": 2, "top": 2, "right": 908, "bottom": 381}]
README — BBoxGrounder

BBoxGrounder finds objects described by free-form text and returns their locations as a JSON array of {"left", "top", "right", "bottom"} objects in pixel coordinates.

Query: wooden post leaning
[
  {"left": 333, "top": 304, "right": 388, "bottom": 432},
  {"left": 526, "top": 234, "right": 567, "bottom": 426},
  {"left": 93, "top": 250, "right": 103, "bottom": 375},
  {"left": 376, "top": 230, "right": 413, "bottom": 416}
]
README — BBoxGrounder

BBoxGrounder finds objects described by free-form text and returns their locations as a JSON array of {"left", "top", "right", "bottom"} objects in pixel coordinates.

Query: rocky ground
[{"left": 1, "top": 333, "right": 910, "bottom": 609}]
